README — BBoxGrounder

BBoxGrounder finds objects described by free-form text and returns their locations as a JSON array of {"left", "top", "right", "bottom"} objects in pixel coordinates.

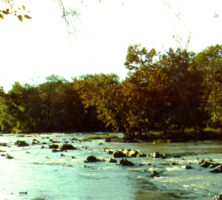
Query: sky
[{"left": 0, "top": 0, "right": 222, "bottom": 91}]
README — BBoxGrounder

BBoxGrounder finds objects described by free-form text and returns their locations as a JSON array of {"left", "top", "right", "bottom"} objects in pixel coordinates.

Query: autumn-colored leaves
[{"left": 0, "top": 2, "right": 31, "bottom": 21}]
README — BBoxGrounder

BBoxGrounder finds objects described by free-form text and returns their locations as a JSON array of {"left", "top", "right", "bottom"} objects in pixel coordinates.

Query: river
[{"left": 0, "top": 132, "right": 221, "bottom": 200}]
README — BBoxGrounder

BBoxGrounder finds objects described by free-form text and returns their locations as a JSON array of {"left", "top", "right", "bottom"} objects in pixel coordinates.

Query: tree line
[
  {"left": 0, "top": 44, "right": 221, "bottom": 140},
  {"left": 0, "top": 75, "right": 106, "bottom": 133}
]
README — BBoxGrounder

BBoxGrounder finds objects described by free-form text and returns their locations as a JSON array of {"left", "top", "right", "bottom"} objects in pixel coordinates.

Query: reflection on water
[{"left": 0, "top": 133, "right": 221, "bottom": 199}]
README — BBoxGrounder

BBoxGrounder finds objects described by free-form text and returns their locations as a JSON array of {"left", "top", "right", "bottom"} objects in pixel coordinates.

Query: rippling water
[{"left": 0, "top": 132, "right": 222, "bottom": 200}]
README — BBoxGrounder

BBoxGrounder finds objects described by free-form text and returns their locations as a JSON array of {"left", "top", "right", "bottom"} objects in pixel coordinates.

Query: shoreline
[{"left": 1, "top": 130, "right": 222, "bottom": 143}]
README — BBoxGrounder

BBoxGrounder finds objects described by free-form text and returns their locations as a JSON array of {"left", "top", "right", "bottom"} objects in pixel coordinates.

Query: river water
[{"left": 0, "top": 132, "right": 222, "bottom": 200}]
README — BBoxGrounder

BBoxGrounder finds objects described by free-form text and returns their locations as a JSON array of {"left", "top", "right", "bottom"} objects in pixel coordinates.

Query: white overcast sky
[{"left": 0, "top": 0, "right": 222, "bottom": 91}]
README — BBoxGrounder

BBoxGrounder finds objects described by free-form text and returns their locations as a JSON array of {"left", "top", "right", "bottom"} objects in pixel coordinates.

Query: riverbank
[
  {"left": 2, "top": 128, "right": 222, "bottom": 143},
  {"left": 110, "top": 129, "right": 222, "bottom": 143}
]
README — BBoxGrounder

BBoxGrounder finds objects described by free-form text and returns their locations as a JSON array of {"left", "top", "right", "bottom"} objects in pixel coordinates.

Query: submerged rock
[
  {"left": 119, "top": 158, "right": 135, "bottom": 166},
  {"left": 151, "top": 170, "right": 160, "bottom": 178},
  {"left": 60, "top": 143, "right": 77, "bottom": 151},
  {"left": 42, "top": 142, "right": 48, "bottom": 145},
  {"left": 31, "top": 198, "right": 46, "bottom": 200},
  {"left": 52, "top": 149, "right": 61, "bottom": 153},
  {"left": 19, "top": 191, "right": 28, "bottom": 195},
  {"left": 15, "top": 140, "right": 29, "bottom": 147},
  {"left": 0, "top": 142, "right": 8, "bottom": 147},
  {"left": 109, "top": 158, "right": 117, "bottom": 163},
  {"left": 213, "top": 193, "right": 222, "bottom": 200},
  {"left": 182, "top": 164, "right": 193, "bottom": 169},
  {"left": 49, "top": 139, "right": 60, "bottom": 143},
  {"left": 6, "top": 154, "right": 14, "bottom": 159}
]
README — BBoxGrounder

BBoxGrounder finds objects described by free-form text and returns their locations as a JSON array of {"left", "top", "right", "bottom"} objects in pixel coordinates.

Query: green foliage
[
  {"left": 0, "top": 75, "right": 107, "bottom": 133},
  {"left": 73, "top": 44, "right": 222, "bottom": 139},
  {"left": 0, "top": 44, "right": 221, "bottom": 140}
]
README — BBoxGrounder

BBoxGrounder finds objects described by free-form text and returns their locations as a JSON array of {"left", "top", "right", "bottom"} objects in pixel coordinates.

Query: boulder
[
  {"left": 182, "top": 164, "right": 193, "bottom": 169},
  {"left": 134, "top": 150, "right": 147, "bottom": 157},
  {"left": 199, "top": 160, "right": 221, "bottom": 169},
  {"left": 210, "top": 165, "right": 222, "bottom": 173},
  {"left": 170, "top": 162, "right": 179, "bottom": 166},
  {"left": 213, "top": 193, "right": 222, "bottom": 200},
  {"left": 84, "top": 155, "right": 100, "bottom": 163},
  {"left": 32, "top": 138, "right": 40, "bottom": 145},
  {"left": 15, "top": 140, "right": 29, "bottom": 147},
  {"left": 150, "top": 152, "right": 163, "bottom": 158},
  {"left": 42, "top": 142, "right": 48, "bottom": 145},
  {"left": 109, "top": 158, "right": 117, "bottom": 163},
  {"left": 199, "top": 160, "right": 212, "bottom": 168},
  {"left": 113, "top": 150, "right": 127, "bottom": 158},
  {"left": 119, "top": 158, "right": 135, "bottom": 166},
  {"left": 60, "top": 143, "right": 77, "bottom": 151},
  {"left": 105, "top": 138, "right": 112, "bottom": 142},
  {"left": 108, "top": 148, "right": 146, "bottom": 158},
  {"left": 49, "top": 143, "right": 59, "bottom": 149},
  {"left": 127, "top": 149, "right": 137, "bottom": 157}
]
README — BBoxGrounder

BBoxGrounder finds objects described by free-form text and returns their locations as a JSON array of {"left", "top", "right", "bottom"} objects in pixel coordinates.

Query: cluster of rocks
[
  {"left": 213, "top": 193, "right": 222, "bottom": 200},
  {"left": 14, "top": 139, "right": 42, "bottom": 147},
  {"left": 105, "top": 148, "right": 182, "bottom": 160},
  {"left": 49, "top": 143, "right": 78, "bottom": 152},
  {"left": 199, "top": 159, "right": 222, "bottom": 173},
  {"left": 83, "top": 154, "right": 135, "bottom": 166},
  {"left": 105, "top": 148, "right": 146, "bottom": 158}
]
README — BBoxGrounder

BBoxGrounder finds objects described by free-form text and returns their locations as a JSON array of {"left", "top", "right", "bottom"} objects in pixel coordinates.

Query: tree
[
  {"left": 124, "top": 44, "right": 208, "bottom": 136},
  {"left": 74, "top": 74, "right": 124, "bottom": 132},
  {"left": 195, "top": 45, "right": 222, "bottom": 128}
]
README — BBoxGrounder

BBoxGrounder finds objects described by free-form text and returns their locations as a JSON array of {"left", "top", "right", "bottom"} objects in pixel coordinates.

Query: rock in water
[
  {"left": 119, "top": 158, "right": 135, "bottom": 166},
  {"left": 150, "top": 152, "right": 165, "bottom": 158},
  {"left": 151, "top": 170, "right": 160, "bottom": 178},
  {"left": 60, "top": 144, "right": 77, "bottom": 151},
  {"left": 213, "top": 193, "right": 222, "bottom": 200},
  {"left": 49, "top": 143, "right": 59, "bottom": 149},
  {"left": 210, "top": 165, "right": 222, "bottom": 173},
  {"left": 6, "top": 154, "right": 14, "bottom": 159},
  {"left": 84, "top": 155, "right": 100, "bottom": 163},
  {"left": 14, "top": 140, "right": 29, "bottom": 147},
  {"left": 32, "top": 139, "right": 40, "bottom": 145},
  {"left": 109, "top": 158, "right": 117, "bottom": 163},
  {"left": 113, "top": 150, "right": 127, "bottom": 158},
  {"left": 182, "top": 164, "right": 193, "bottom": 169}
]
